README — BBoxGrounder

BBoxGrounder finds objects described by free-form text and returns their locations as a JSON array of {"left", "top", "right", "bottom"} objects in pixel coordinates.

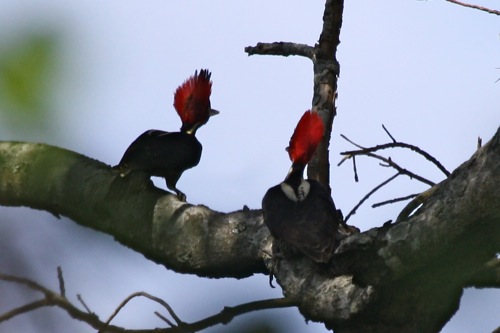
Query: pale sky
[{"left": 0, "top": 1, "right": 499, "bottom": 332}]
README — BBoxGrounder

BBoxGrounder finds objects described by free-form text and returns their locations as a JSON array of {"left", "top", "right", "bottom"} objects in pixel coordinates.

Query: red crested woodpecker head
[
  {"left": 174, "top": 69, "right": 218, "bottom": 134},
  {"left": 287, "top": 110, "right": 324, "bottom": 166}
]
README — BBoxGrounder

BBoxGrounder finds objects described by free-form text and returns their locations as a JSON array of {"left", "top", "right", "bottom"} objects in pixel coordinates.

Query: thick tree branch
[
  {"left": 0, "top": 142, "right": 270, "bottom": 279},
  {"left": 1, "top": 126, "right": 499, "bottom": 332},
  {"left": 308, "top": 0, "right": 344, "bottom": 186}
]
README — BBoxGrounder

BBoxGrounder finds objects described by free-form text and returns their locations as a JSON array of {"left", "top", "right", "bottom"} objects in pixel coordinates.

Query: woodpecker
[
  {"left": 262, "top": 110, "right": 341, "bottom": 264},
  {"left": 115, "top": 69, "right": 218, "bottom": 201}
]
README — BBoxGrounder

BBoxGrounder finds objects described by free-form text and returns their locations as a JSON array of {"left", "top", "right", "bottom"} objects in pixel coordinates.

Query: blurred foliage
[{"left": 0, "top": 31, "right": 59, "bottom": 132}]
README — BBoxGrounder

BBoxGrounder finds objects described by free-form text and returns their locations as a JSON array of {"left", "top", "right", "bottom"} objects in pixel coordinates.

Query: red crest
[
  {"left": 173, "top": 69, "right": 212, "bottom": 126},
  {"left": 287, "top": 110, "right": 324, "bottom": 165}
]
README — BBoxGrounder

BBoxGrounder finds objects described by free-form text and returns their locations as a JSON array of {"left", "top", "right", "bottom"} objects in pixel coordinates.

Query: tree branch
[
  {"left": 103, "top": 292, "right": 183, "bottom": 328},
  {"left": 0, "top": 272, "right": 126, "bottom": 332},
  {"left": 445, "top": 0, "right": 500, "bottom": 15},
  {"left": 343, "top": 173, "right": 400, "bottom": 223},
  {"left": 308, "top": 0, "right": 344, "bottom": 186},
  {"left": 0, "top": 142, "right": 270, "bottom": 279},
  {"left": 0, "top": 129, "right": 500, "bottom": 332},
  {"left": 1, "top": 126, "right": 499, "bottom": 332},
  {"left": 273, "top": 127, "right": 500, "bottom": 332},
  {"left": 245, "top": 0, "right": 344, "bottom": 187},
  {"left": 177, "top": 297, "right": 298, "bottom": 332},
  {"left": 0, "top": 270, "right": 298, "bottom": 333},
  {"left": 339, "top": 134, "right": 439, "bottom": 186},
  {"left": 244, "top": 42, "right": 314, "bottom": 59},
  {"left": 341, "top": 141, "right": 450, "bottom": 177}
]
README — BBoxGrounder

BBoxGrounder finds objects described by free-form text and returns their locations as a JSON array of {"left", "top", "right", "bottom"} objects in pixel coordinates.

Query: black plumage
[
  {"left": 116, "top": 130, "right": 202, "bottom": 199},
  {"left": 113, "top": 69, "right": 217, "bottom": 201},
  {"left": 261, "top": 110, "right": 342, "bottom": 264},
  {"left": 262, "top": 176, "right": 340, "bottom": 263}
]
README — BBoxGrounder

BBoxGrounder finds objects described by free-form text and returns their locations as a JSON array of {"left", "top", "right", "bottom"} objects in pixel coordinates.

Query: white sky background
[{"left": 0, "top": 0, "right": 499, "bottom": 332}]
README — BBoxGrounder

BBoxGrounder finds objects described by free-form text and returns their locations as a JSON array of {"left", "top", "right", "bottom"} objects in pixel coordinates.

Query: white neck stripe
[{"left": 280, "top": 180, "right": 310, "bottom": 202}]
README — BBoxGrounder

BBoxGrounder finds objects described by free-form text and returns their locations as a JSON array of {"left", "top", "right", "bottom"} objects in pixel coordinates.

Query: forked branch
[
  {"left": 245, "top": 0, "right": 345, "bottom": 186},
  {"left": 338, "top": 127, "right": 450, "bottom": 222},
  {"left": 0, "top": 269, "right": 298, "bottom": 333},
  {"left": 339, "top": 134, "right": 438, "bottom": 187}
]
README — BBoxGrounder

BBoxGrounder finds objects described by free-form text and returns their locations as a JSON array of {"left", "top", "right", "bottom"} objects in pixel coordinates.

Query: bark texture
[{"left": 0, "top": 127, "right": 499, "bottom": 332}]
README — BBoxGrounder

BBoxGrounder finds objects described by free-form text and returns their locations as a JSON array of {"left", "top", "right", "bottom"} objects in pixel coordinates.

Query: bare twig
[
  {"left": 344, "top": 173, "right": 400, "bottom": 223},
  {"left": 154, "top": 311, "right": 176, "bottom": 327},
  {"left": 0, "top": 271, "right": 299, "bottom": 333},
  {"left": 0, "top": 299, "right": 47, "bottom": 322},
  {"left": 353, "top": 155, "right": 359, "bottom": 182},
  {"left": 341, "top": 141, "right": 450, "bottom": 177},
  {"left": 0, "top": 272, "right": 123, "bottom": 332},
  {"left": 445, "top": 0, "right": 500, "bottom": 15},
  {"left": 103, "top": 292, "right": 183, "bottom": 328},
  {"left": 372, "top": 193, "right": 419, "bottom": 208},
  {"left": 382, "top": 124, "right": 397, "bottom": 143},
  {"left": 0, "top": 273, "right": 51, "bottom": 294},
  {"left": 358, "top": 152, "right": 433, "bottom": 186},
  {"left": 57, "top": 266, "right": 66, "bottom": 298},
  {"left": 180, "top": 297, "right": 299, "bottom": 333},
  {"left": 340, "top": 133, "right": 365, "bottom": 149},
  {"left": 338, "top": 132, "right": 448, "bottom": 222},
  {"left": 77, "top": 294, "right": 93, "bottom": 314}
]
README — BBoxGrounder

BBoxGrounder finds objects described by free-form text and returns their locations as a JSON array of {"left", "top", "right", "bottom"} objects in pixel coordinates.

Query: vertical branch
[
  {"left": 308, "top": 0, "right": 344, "bottom": 188},
  {"left": 245, "top": 0, "right": 345, "bottom": 189}
]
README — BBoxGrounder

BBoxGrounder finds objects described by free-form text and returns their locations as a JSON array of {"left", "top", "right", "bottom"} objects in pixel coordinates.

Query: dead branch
[
  {"left": 0, "top": 270, "right": 298, "bottom": 333},
  {"left": 445, "top": 0, "right": 500, "bottom": 15},
  {"left": 103, "top": 292, "right": 184, "bottom": 329},
  {"left": 244, "top": 42, "right": 314, "bottom": 59},
  {"left": 341, "top": 140, "right": 450, "bottom": 177},
  {"left": 77, "top": 294, "right": 94, "bottom": 314},
  {"left": 382, "top": 124, "right": 397, "bottom": 143},
  {"left": 57, "top": 266, "right": 66, "bottom": 298},
  {"left": 154, "top": 312, "right": 175, "bottom": 327},
  {"left": 340, "top": 134, "right": 437, "bottom": 187},
  {"left": 372, "top": 193, "right": 419, "bottom": 208},
  {"left": 344, "top": 173, "right": 400, "bottom": 223},
  {"left": 245, "top": 0, "right": 345, "bottom": 186},
  {"left": 0, "top": 272, "right": 123, "bottom": 332},
  {"left": 180, "top": 297, "right": 299, "bottom": 333},
  {"left": 338, "top": 131, "right": 451, "bottom": 222}
]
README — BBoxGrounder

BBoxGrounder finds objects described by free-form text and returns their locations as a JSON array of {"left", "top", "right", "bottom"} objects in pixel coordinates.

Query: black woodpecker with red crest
[
  {"left": 262, "top": 110, "right": 341, "bottom": 264},
  {"left": 114, "top": 69, "right": 218, "bottom": 201}
]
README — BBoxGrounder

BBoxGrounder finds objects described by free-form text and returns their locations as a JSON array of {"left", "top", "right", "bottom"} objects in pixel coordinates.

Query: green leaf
[{"left": 0, "top": 31, "right": 59, "bottom": 127}]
